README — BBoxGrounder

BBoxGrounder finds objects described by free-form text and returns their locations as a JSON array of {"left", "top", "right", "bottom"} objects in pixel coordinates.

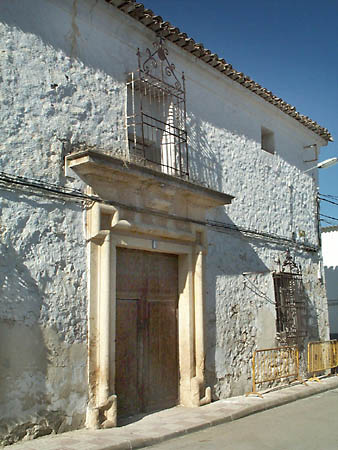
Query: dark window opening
[
  {"left": 261, "top": 126, "right": 275, "bottom": 154},
  {"left": 273, "top": 271, "right": 307, "bottom": 345}
]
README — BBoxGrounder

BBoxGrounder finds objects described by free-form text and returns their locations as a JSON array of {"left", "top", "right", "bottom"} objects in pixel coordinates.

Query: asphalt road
[{"left": 145, "top": 388, "right": 338, "bottom": 450}]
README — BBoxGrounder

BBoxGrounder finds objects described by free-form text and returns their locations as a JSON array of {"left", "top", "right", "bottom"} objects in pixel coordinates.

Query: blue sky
[{"left": 142, "top": 0, "right": 338, "bottom": 226}]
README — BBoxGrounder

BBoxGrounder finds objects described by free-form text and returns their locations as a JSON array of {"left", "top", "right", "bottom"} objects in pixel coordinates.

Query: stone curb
[
  {"left": 99, "top": 377, "right": 338, "bottom": 450},
  {"left": 9, "top": 376, "right": 338, "bottom": 450}
]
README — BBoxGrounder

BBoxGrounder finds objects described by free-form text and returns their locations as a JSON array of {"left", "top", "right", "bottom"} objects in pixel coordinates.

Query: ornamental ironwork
[
  {"left": 127, "top": 38, "right": 188, "bottom": 178},
  {"left": 273, "top": 250, "right": 307, "bottom": 346},
  {"left": 279, "top": 249, "right": 302, "bottom": 274},
  {"left": 138, "top": 38, "right": 183, "bottom": 91}
]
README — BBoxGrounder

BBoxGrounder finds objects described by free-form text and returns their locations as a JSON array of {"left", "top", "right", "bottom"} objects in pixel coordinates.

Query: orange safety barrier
[
  {"left": 246, "top": 346, "right": 302, "bottom": 398},
  {"left": 307, "top": 340, "right": 338, "bottom": 382}
]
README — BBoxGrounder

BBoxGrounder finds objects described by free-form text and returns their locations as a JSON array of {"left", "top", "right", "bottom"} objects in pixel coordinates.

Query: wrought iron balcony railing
[{"left": 126, "top": 38, "right": 189, "bottom": 178}]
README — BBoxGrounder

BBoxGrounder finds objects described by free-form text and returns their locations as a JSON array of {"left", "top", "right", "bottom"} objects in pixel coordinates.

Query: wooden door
[
  {"left": 115, "top": 248, "right": 178, "bottom": 418},
  {"left": 115, "top": 299, "right": 140, "bottom": 417},
  {"left": 146, "top": 299, "right": 178, "bottom": 412}
]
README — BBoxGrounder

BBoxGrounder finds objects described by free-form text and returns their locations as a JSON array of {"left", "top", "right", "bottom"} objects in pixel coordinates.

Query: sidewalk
[{"left": 9, "top": 376, "right": 338, "bottom": 450}]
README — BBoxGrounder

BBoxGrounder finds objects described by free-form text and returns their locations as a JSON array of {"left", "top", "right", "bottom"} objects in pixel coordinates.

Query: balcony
[{"left": 126, "top": 38, "right": 189, "bottom": 179}]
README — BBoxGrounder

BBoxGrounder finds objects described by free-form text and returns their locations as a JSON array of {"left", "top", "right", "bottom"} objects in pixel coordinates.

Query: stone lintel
[{"left": 66, "top": 150, "right": 233, "bottom": 216}]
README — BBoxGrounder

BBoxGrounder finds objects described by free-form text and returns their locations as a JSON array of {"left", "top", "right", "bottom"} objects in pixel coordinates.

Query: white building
[
  {"left": 0, "top": 0, "right": 332, "bottom": 445},
  {"left": 322, "top": 227, "right": 338, "bottom": 339}
]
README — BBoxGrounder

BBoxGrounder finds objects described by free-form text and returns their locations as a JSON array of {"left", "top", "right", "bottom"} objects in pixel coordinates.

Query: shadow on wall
[
  {"left": 187, "top": 113, "right": 223, "bottom": 192},
  {"left": 0, "top": 0, "right": 130, "bottom": 79},
  {"left": 1, "top": 0, "right": 309, "bottom": 180},
  {"left": 0, "top": 188, "right": 87, "bottom": 445},
  {"left": 281, "top": 278, "right": 320, "bottom": 374},
  {"left": 304, "top": 288, "right": 321, "bottom": 344},
  {"left": 301, "top": 276, "right": 322, "bottom": 375},
  {"left": 204, "top": 209, "right": 272, "bottom": 399},
  {"left": 275, "top": 249, "right": 322, "bottom": 374},
  {"left": 0, "top": 240, "right": 49, "bottom": 444},
  {"left": 0, "top": 0, "right": 324, "bottom": 408},
  {"left": 204, "top": 211, "right": 322, "bottom": 399},
  {"left": 293, "top": 247, "right": 322, "bottom": 342}
]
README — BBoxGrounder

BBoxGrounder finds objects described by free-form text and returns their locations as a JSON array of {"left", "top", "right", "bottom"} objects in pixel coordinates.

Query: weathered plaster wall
[
  {"left": 0, "top": 189, "right": 87, "bottom": 445},
  {"left": 0, "top": 0, "right": 330, "bottom": 442},
  {"left": 0, "top": 0, "right": 122, "bottom": 443},
  {"left": 0, "top": 0, "right": 129, "bottom": 181},
  {"left": 138, "top": 6, "right": 329, "bottom": 396},
  {"left": 204, "top": 231, "right": 328, "bottom": 397}
]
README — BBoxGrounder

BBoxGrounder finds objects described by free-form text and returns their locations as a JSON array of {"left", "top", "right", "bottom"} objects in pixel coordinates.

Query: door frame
[{"left": 86, "top": 203, "right": 208, "bottom": 428}]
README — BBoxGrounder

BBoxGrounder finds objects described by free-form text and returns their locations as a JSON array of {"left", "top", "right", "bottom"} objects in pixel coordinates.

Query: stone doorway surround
[{"left": 66, "top": 150, "right": 233, "bottom": 429}]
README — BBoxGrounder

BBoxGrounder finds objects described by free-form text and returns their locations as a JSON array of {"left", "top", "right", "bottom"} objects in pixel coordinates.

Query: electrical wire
[
  {"left": 319, "top": 197, "right": 338, "bottom": 207},
  {"left": 320, "top": 219, "right": 337, "bottom": 227},
  {"left": 320, "top": 213, "right": 338, "bottom": 222},
  {"left": 242, "top": 274, "right": 276, "bottom": 305},
  {"left": 0, "top": 172, "right": 91, "bottom": 202},
  {"left": 0, "top": 171, "right": 318, "bottom": 252},
  {"left": 319, "top": 193, "right": 338, "bottom": 200}
]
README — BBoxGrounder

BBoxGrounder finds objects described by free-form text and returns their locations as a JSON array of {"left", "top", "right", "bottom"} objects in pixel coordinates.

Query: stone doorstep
[{"left": 9, "top": 376, "right": 338, "bottom": 450}]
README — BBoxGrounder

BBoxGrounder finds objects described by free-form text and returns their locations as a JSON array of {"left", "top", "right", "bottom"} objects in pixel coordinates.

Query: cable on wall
[{"left": 0, "top": 171, "right": 319, "bottom": 252}]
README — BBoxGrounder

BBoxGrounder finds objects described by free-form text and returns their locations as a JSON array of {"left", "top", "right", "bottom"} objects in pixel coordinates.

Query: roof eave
[{"left": 106, "top": 0, "right": 333, "bottom": 143}]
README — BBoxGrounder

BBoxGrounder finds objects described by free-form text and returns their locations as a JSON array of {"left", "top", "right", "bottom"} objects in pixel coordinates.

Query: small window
[{"left": 261, "top": 127, "right": 274, "bottom": 154}]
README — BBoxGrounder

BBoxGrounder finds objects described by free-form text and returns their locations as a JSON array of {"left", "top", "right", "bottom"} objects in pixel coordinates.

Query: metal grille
[
  {"left": 246, "top": 346, "right": 301, "bottom": 397},
  {"left": 127, "top": 38, "right": 188, "bottom": 178},
  {"left": 308, "top": 340, "right": 338, "bottom": 379},
  {"left": 273, "top": 272, "right": 308, "bottom": 343}
]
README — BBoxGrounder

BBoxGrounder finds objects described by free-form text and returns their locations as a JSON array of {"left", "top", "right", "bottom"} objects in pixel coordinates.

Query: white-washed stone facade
[{"left": 0, "top": 0, "right": 330, "bottom": 445}]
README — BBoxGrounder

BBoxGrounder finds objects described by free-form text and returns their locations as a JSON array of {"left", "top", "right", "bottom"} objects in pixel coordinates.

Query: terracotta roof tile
[
  {"left": 322, "top": 226, "right": 338, "bottom": 232},
  {"left": 106, "top": 0, "right": 333, "bottom": 142}
]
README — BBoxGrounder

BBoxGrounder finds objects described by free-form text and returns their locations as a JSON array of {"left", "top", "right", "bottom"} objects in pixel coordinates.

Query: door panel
[
  {"left": 115, "top": 299, "right": 140, "bottom": 417},
  {"left": 115, "top": 248, "right": 178, "bottom": 417},
  {"left": 146, "top": 252, "right": 178, "bottom": 300},
  {"left": 146, "top": 300, "right": 178, "bottom": 411},
  {"left": 116, "top": 248, "right": 147, "bottom": 299}
]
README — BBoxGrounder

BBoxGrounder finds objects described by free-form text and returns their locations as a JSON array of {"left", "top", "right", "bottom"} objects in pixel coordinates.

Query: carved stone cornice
[{"left": 66, "top": 150, "right": 233, "bottom": 229}]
